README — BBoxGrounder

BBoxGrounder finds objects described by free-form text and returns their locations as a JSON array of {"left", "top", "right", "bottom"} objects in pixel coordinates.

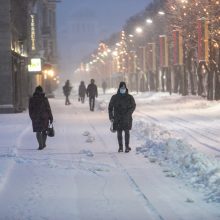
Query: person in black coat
[
  {"left": 29, "top": 86, "right": 53, "bottom": 150},
  {"left": 86, "top": 79, "right": 98, "bottom": 111},
  {"left": 108, "top": 82, "right": 136, "bottom": 153},
  {"left": 78, "top": 81, "right": 87, "bottom": 103},
  {"left": 63, "top": 80, "right": 72, "bottom": 105}
]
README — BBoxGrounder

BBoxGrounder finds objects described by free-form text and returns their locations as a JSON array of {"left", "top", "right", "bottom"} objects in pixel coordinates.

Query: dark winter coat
[
  {"left": 78, "top": 83, "right": 87, "bottom": 97},
  {"left": 86, "top": 83, "right": 98, "bottom": 98},
  {"left": 29, "top": 92, "right": 53, "bottom": 132},
  {"left": 108, "top": 89, "right": 136, "bottom": 130},
  {"left": 63, "top": 84, "right": 72, "bottom": 96}
]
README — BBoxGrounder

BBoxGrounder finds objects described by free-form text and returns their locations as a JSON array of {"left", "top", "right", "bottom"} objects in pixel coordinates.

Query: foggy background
[{"left": 57, "top": 0, "right": 151, "bottom": 83}]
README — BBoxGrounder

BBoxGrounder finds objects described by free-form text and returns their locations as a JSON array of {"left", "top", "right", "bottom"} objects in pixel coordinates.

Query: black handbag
[
  {"left": 110, "top": 120, "right": 116, "bottom": 133},
  {"left": 47, "top": 123, "right": 55, "bottom": 137}
]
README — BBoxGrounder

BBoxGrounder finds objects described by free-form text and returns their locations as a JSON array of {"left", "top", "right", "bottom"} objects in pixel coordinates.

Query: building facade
[
  {"left": 0, "top": 0, "right": 29, "bottom": 113},
  {"left": 0, "top": 0, "right": 58, "bottom": 113},
  {"left": 28, "top": 0, "right": 58, "bottom": 96}
]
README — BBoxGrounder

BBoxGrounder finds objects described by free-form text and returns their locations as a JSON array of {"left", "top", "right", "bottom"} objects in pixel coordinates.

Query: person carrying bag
[{"left": 29, "top": 86, "right": 53, "bottom": 150}]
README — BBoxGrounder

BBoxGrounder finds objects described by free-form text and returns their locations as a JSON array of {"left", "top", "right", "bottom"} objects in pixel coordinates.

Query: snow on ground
[
  {"left": 0, "top": 89, "right": 220, "bottom": 219},
  {"left": 98, "top": 91, "right": 220, "bottom": 203}
]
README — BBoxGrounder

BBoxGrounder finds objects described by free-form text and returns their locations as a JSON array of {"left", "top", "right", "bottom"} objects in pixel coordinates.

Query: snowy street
[{"left": 0, "top": 91, "right": 220, "bottom": 220}]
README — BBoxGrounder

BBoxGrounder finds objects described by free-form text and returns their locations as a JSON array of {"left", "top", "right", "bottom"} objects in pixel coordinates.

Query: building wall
[
  {"left": 0, "top": 0, "right": 29, "bottom": 113},
  {"left": 0, "top": 0, "right": 14, "bottom": 111},
  {"left": 28, "top": 0, "right": 58, "bottom": 95},
  {"left": 0, "top": 0, "right": 58, "bottom": 112}
]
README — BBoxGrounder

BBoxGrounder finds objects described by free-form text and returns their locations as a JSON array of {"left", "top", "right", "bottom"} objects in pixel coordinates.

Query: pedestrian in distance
[
  {"left": 108, "top": 82, "right": 136, "bottom": 153},
  {"left": 102, "top": 80, "right": 107, "bottom": 94},
  {"left": 86, "top": 79, "right": 98, "bottom": 111},
  {"left": 29, "top": 86, "right": 53, "bottom": 150},
  {"left": 78, "top": 81, "right": 87, "bottom": 103},
  {"left": 63, "top": 80, "right": 72, "bottom": 105}
]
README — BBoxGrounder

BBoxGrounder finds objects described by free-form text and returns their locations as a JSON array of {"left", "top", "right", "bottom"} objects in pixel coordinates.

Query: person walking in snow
[
  {"left": 86, "top": 79, "right": 98, "bottom": 111},
  {"left": 108, "top": 82, "right": 136, "bottom": 153},
  {"left": 29, "top": 86, "right": 53, "bottom": 150},
  {"left": 78, "top": 81, "right": 87, "bottom": 103},
  {"left": 63, "top": 80, "right": 72, "bottom": 105},
  {"left": 102, "top": 80, "right": 107, "bottom": 94}
]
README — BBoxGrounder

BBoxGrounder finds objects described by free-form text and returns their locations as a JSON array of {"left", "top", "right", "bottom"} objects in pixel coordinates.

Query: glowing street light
[
  {"left": 47, "top": 69, "right": 54, "bottom": 77},
  {"left": 135, "top": 27, "right": 143, "bottom": 34},
  {"left": 112, "top": 50, "right": 118, "bottom": 57},
  {"left": 146, "top": 18, "right": 153, "bottom": 24},
  {"left": 158, "top": 11, "right": 165, "bottom": 15}
]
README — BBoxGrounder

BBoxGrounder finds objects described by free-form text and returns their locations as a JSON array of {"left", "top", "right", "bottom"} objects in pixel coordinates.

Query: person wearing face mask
[{"left": 108, "top": 82, "right": 136, "bottom": 153}]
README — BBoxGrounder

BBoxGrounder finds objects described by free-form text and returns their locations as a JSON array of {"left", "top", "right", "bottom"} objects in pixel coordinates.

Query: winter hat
[
  {"left": 35, "top": 86, "right": 43, "bottom": 93},
  {"left": 91, "top": 79, "right": 95, "bottom": 83},
  {"left": 119, "top": 81, "right": 127, "bottom": 89}
]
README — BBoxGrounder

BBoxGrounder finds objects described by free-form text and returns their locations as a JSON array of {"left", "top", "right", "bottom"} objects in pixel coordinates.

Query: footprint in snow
[
  {"left": 149, "top": 157, "right": 157, "bottom": 163},
  {"left": 163, "top": 169, "right": 171, "bottom": 173},
  {"left": 86, "top": 136, "right": 95, "bottom": 143},
  {"left": 79, "top": 150, "right": 94, "bottom": 157},
  {"left": 83, "top": 131, "right": 90, "bottom": 136},
  {"left": 186, "top": 198, "right": 194, "bottom": 203},
  {"left": 165, "top": 172, "right": 176, "bottom": 178}
]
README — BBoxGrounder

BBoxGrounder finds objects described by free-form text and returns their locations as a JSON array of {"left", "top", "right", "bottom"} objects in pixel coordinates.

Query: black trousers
[
  {"left": 80, "top": 96, "right": 85, "bottom": 103},
  {"left": 89, "top": 97, "right": 95, "bottom": 111},
  {"left": 65, "top": 96, "right": 71, "bottom": 105},
  {"left": 117, "top": 129, "right": 130, "bottom": 148}
]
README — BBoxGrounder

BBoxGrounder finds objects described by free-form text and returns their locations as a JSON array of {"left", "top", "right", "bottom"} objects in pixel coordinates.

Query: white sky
[{"left": 56, "top": 0, "right": 151, "bottom": 76}]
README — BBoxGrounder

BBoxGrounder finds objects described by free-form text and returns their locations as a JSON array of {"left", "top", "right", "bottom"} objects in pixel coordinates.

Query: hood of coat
[
  {"left": 33, "top": 91, "right": 45, "bottom": 97},
  {"left": 117, "top": 81, "right": 128, "bottom": 94},
  {"left": 33, "top": 86, "right": 45, "bottom": 97}
]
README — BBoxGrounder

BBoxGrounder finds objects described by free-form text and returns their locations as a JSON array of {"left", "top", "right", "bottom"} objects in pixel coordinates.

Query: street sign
[{"left": 28, "top": 58, "right": 42, "bottom": 72}]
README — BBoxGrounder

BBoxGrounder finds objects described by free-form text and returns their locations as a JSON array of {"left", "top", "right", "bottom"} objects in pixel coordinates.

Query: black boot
[
  {"left": 118, "top": 146, "right": 123, "bottom": 152},
  {"left": 42, "top": 131, "right": 47, "bottom": 149},
  {"left": 36, "top": 132, "right": 44, "bottom": 150},
  {"left": 125, "top": 147, "right": 131, "bottom": 153}
]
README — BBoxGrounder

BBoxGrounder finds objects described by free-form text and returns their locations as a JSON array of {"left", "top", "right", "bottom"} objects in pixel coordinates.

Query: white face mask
[{"left": 120, "top": 88, "right": 126, "bottom": 94}]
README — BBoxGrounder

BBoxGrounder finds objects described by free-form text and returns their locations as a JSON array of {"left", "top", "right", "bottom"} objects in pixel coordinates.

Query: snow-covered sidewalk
[{"left": 0, "top": 92, "right": 219, "bottom": 220}]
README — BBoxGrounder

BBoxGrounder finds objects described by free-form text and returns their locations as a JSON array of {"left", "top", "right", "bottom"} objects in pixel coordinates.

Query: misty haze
[{"left": 0, "top": 0, "right": 219, "bottom": 220}]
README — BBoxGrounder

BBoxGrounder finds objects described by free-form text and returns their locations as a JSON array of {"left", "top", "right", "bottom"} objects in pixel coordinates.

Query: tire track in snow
[
  {"left": 110, "top": 153, "right": 165, "bottom": 220},
  {"left": 0, "top": 123, "right": 32, "bottom": 192},
  {"left": 135, "top": 110, "right": 220, "bottom": 153},
  {"left": 169, "top": 115, "right": 220, "bottom": 144},
  {"left": 79, "top": 111, "right": 112, "bottom": 210},
  {"left": 169, "top": 115, "right": 219, "bottom": 136},
  {"left": 87, "top": 119, "right": 164, "bottom": 220}
]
